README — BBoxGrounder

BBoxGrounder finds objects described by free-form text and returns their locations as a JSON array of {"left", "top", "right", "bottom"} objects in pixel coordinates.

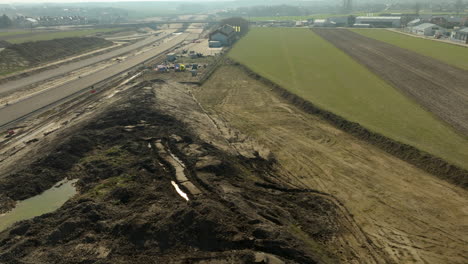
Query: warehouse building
[
  {"left": 451, "top": 28, "right": 468, "bottom": 43},
  {"left": 209, "top": 24, "right": 236, "bottom": 47},
  {"left": 407, "top": 18, "right": 423, "bottom": 27},
  {"left": 328, "top": 16, "right": 349, "bottom": 26},
  {"left": 312, "top": 19, "right": 336, "bottom": 27},
  {"left": 355, "top": 16, "right": 401, "bottom": 28},
  {"left": 411, "top": 23, "right": 446, "bottom": 36}
]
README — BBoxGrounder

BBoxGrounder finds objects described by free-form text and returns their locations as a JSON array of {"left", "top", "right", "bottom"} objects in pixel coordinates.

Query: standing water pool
[{"left": 0, "top": 179, "right": 78, "bottom": 232}]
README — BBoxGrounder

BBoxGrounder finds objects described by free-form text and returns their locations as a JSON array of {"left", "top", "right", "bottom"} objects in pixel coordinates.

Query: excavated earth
[
  {"left": 312, "top": 28, "right": 468, "bottom": 137},
  {"left": 0, "top": 80, "right": 384, "bottom": 263}
]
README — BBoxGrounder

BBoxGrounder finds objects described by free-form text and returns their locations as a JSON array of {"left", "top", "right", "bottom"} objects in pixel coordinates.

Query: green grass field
[
  {"left": 0, "top": 31, "right": 30, "bottom": 38},
  {"left": 250, "top": 13, "right": 364, "bottom": 21},
  {"left": 8, "top": 28, "right": 124, "bottom": 44},
  {"left": 351, "top": 29, "right": 468, "bottom": 70},
  {"left": 229, "top": 28, "right": 468, "bottom": 169}
]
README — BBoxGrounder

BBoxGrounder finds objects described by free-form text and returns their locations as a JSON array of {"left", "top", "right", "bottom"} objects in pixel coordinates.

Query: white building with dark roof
[
  {"left": 407, "top": 18, "right": 423, "bottom": 27},
  {"left": 355, "top": 16, "right": 401, "bottom": 28}
]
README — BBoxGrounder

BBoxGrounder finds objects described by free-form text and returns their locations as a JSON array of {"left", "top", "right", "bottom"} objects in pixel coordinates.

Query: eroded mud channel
[{"left": 0, "top": 80, "right": 381, "bottom": 263}]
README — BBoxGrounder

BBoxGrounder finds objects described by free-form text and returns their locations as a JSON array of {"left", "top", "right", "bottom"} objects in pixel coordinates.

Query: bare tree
[
  {"left": 0, "top": 14, "right": 12, "bottom": 28},
  {"left": 455, "top": 0, "right": 465, "bottom": 15}
]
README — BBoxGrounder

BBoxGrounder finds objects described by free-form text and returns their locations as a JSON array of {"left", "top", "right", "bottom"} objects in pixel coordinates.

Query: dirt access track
[
  {"left": 194, "top": 65, "right": 468, "bottom": 264},
  {"left": 312, "top": 28, "right": 468, "bottom": 136}
]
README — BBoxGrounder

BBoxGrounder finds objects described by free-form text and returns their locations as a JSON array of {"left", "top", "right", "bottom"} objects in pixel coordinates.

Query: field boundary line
[
  {"left": 385, "top": 29, "right": 468, "bottom": 48},
  {"left": 226, "top": 59, "right": 468, "bottom": 189}
]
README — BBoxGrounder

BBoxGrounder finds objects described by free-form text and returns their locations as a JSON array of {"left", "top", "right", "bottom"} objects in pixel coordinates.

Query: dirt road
[
  {"left": 312, "top": 28, "right": 468, "bottom": 136},
  {"left": 194, "top": 65, "right": 468, "bottom": 264},
  {"left": 0, "top": 33, "right": 188, "bottom": 128}
]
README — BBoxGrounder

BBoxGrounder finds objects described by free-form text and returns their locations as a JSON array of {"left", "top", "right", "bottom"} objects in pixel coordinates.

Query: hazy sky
[{"left": 3, "top": 0, "right": 212, "bottom": 3}]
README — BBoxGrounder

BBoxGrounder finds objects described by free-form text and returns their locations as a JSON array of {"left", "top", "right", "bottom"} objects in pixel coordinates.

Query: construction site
[{"left": 0, "top": 10, "right": 466, "bottom": 264}]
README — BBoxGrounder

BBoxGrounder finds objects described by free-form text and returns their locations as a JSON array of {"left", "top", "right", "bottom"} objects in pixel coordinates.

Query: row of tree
[
  {"left": 0, "top": 14, "right": 12, "bottom": 28},
  {"left": 414, "top": 0, "right": 466, "bottom": 15}
]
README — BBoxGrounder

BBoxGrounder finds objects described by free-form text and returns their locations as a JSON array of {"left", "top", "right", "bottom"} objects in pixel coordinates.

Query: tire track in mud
[
  {"left": 195, "top": 65, "right": 468, "bottom": 264},
  {"left": 311, "top": 28, "right": 468, "bottom": 137},
  {"left": 153, "top": 79, "right": 388, "bottom": 263}
]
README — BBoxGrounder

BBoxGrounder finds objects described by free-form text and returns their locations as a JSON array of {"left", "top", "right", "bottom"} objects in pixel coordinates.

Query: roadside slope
[
  {"left": 228, "top": 27, "right": 468, "bottom": 170},
  {"left": 0, "top": 37, "right": 112, "bottom": 76}
]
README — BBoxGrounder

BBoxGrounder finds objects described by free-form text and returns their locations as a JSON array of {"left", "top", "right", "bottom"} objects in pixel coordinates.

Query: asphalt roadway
[
  {"left": 0, "top": 33, "right": 188, "bottom": 128},
  {"left": 0, "top": 29, "right": 176, "bottom": 95}
]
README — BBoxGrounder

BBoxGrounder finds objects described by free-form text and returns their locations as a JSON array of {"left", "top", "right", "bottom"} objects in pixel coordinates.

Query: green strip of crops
[
  {"left": 229, "top": 28, "right": 468, "bottom": 169},
  {"left": 351, "top": 29, "right": 468, "bottom": 70},
  {"left": 0, "top": 31, "right": 30, "bottom": 37}
]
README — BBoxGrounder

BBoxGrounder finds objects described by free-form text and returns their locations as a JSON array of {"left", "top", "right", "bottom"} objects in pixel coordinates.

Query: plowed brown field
[{"left": 312, "top": 28, "right": 468, "bottom": 136}]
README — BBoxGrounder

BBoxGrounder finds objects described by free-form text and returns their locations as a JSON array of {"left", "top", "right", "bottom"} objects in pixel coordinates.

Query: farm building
[
  {"left": 353, "top": 23, "right": 371, "bottom": 28},
  {"left": 411, "top": 23, "right": 446, "bottom": 36},
  {"left": 295, "top": 20, "right": 309, "bottom": 27},
  {"left": 209, "top": 24, "right": 236, "bottom": 46},
  {"left": 208, "top": 41, "right": 222, "bottom": 48},
  {"left": 312, "top": 19, "right": 335, "bottom": 27},
  {"left": 431, "top": 16, "right": 465, "bottom": 28},
  {"left": 328, "top": 16, "right": 349, "bottom": 27},
  {"left": 451, "top": 28, "right": 468, "bottom": 43},
  {"left": 355, "top": 16, "right": 401, "bottom": 28},
  {"left": 407, "top": 19, "right": 423, "bottom": 27}
]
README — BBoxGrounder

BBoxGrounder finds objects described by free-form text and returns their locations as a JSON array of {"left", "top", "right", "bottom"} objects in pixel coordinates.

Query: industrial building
[
  {"left": 407, "top": 19, "right": 423, "bottom": 27},
  {"left": 451, "top": 28, "right": 468, "bottom": 43},
  {"left": 328, "top": 16, "right": 349, "bottom": 27},
  {"left": 411, "top": 23, "right": 446, "bottom": 36},
  {"left": 208, "top": 24, "right": 236, "bottom": 47},
  {"left": 312, "top": 19, "right": 335, "bottom": 27},
  {"left": 355, "top": 16, "right": 401, "bottom": 28}
]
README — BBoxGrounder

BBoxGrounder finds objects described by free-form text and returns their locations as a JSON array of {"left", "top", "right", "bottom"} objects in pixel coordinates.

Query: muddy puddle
[{"left": 0, "top": 179, "right": 78, "bottom": 232}]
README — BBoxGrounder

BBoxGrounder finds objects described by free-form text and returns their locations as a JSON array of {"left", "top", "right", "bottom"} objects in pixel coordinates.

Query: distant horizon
[{"left": 3, "top": 0, "right": 223, "bottom": 3}]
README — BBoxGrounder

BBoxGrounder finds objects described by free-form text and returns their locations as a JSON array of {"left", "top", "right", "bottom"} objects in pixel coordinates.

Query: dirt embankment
[
  {"left": 225, "top": 60, "right": 467, "bottom": 189},
  {"left": 0, "top": 81, "right": 369, "bottom": 263},
  {"left": 0, "top": 37, "right": 112, "bottom": 76},
  {"left": 312, "top": 28, "right": 468, "bottom": 137}
]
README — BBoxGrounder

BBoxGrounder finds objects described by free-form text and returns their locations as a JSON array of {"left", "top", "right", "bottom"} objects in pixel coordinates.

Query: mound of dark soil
[
  {"left": 0, "top": 82, "right": 347, "bottom": 263},
  {"left": 0, "top": 37, "right": 111, "bottom": 75},
  {"left": 9, "top": 37, "right": 111, "bottom": 65}
]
